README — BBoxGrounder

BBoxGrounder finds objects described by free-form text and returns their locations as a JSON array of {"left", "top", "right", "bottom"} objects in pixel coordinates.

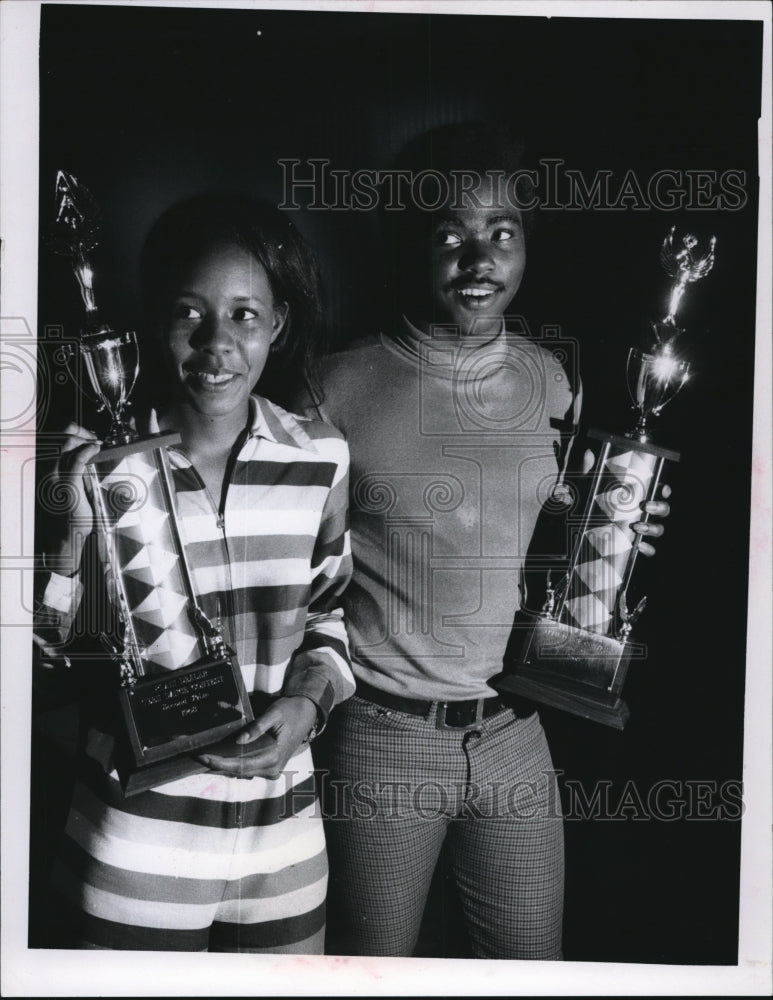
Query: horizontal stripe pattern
[
  {"left": 37, "top": 393, "right": 355, "bottom": 733},
  {"left": 56, "top": 837, "right": 327, "bottom": 909},
  {"left": 37, "top": 396, "right": 353, "bottom": 951},
  {"left": 66, "top": 790, "right": 325, "bottom": 879},
  {"left": 76, "top": 751, "right": 320, "bottom": 820}
]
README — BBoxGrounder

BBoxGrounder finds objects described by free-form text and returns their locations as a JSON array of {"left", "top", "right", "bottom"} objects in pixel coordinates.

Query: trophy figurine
[
  {"left": 51, "top": 171, "right": 253, "bottom": 792},
  {"left": 495, "top": 228, "right": 716, "bottom": 728}
]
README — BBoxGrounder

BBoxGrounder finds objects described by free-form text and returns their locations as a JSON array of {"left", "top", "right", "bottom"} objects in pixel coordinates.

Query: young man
[{"left": 301, "top": 124, "right": 667, "bottom": 959}]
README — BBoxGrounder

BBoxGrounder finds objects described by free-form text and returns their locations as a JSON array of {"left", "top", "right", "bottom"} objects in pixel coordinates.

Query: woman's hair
[{"left": 139, "top": 193, "right": 326, "bottom": 410}]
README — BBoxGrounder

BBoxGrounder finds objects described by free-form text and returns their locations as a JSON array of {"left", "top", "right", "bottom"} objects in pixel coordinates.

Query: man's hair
[
  {"left": 380, "top": 121, "right": 536, "bottom": 252},
  {"left": 139, "top": 193, "right": 326, "bottom": 409}
]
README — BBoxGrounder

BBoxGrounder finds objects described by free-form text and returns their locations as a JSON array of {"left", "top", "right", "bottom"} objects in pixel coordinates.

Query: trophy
[
  {"left": 495, "top": 227, "right": 716, "bottom": 728},
  {"left": 50, "top": 171, "right": 254, "bottom": 792}
]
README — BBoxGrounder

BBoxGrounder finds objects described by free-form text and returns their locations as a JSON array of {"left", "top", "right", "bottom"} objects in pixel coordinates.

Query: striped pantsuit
[
  {"left": 50, "top": 736, "right": 327, "bottom": 952},
  {"left": 320, "top": 695, "right": 564, "bottom": 959}
]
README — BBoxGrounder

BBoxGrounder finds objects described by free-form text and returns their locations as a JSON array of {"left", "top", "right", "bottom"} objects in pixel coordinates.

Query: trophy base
[
  {"left": 117, "top": 655, "right": 255, "bottom": 794},
  {"left": 117, "top": 731, "right": 277, "bottom": 796},
  {"left": 493, "top": 617, "right": 632, "bottom": 730},
  {"left": 496, "top": 668, "right": 630, "bottom": 729}
]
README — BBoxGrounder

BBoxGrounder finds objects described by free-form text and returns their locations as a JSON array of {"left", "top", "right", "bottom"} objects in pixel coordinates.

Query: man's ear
[{"left": 271, "top": 301, "right": 289, "bottom": 344}]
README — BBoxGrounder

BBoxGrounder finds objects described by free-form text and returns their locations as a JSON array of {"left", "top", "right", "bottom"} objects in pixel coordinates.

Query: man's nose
[
  {"left": 458, "top": 239, "right": 494, "bottom": 275},
  {"left": 190, "top": 314, "right": 235, "bottom": 353}
]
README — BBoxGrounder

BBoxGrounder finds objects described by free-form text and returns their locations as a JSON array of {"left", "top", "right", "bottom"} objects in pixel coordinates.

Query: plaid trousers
[{"left": 320, "top": 695, "right": 564, "bottom": 959}]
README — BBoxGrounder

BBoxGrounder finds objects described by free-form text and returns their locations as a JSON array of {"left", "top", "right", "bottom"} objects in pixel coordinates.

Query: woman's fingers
[{"left": 59, "top": 424, "right": 100, "bottom": 453}]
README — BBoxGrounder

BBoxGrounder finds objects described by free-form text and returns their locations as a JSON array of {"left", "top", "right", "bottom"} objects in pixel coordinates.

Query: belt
[{"left": 356, "top": 680, "right": 535, "bottom": 731}]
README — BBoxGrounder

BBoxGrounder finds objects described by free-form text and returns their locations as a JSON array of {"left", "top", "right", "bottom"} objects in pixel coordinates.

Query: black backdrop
[{"left": 33, "top": 3, "right": 761, "bottom": 965}]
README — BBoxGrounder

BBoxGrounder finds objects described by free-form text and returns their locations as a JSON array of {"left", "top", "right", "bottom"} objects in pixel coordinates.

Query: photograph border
[{"left": 1, "top": 1, "right": 771, "bottom": 995}]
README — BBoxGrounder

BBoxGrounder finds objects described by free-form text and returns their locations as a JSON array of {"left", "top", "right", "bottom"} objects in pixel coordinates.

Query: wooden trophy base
[
  {"left": 118, "top": 731, "right": 277, "bottom": 796},
  {"left": 494, "top": 617, "right": 632, "bottom": 730},
  {"left": 497, "top": 668, "right": 630, "bottom": 729},
  {"left": 117, "top": 656, "right": 256, "bottom": 795}
]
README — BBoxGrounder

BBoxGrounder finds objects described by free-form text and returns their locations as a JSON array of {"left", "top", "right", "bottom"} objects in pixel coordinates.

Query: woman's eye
[
  {"left": 233, "top": 307, "right": 258, "bottom": 321},
  {"left": 435, "top": 231, "right": 462, "bottom": 247},
  {"left": 172, "top": 304, "right": 201, "bottom": 320},
  {"left": 492, "top": 228, "right": 516, "bottom": 242}
]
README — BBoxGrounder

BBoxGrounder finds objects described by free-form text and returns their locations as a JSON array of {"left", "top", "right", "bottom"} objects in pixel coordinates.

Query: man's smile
[{"left": 449, "top": 282, "right": 504, "bottom": 308}]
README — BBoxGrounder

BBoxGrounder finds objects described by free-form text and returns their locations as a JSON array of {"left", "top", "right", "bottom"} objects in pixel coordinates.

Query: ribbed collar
[{"left": 382, "top": 315, "right": 507, "bottom": 380}]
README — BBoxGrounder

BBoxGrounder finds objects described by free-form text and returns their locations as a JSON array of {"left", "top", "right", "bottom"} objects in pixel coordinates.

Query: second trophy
[{"left": 495, "top": 227, "right": 716, "bottom": 728}]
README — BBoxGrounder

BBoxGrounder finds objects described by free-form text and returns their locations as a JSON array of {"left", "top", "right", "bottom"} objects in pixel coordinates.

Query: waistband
[{"left": 355, "top": 679, "right": 535, "bottom": 730}]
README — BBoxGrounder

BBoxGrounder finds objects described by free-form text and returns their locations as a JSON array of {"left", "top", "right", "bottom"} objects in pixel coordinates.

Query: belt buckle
[{"left": 436, "top": 699, "right": 484, "bottom": 731}]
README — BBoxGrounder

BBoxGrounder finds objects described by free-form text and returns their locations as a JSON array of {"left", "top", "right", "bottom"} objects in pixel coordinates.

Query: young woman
[{"left": 34, "top": 194, "right": 354, "bottom": 952}]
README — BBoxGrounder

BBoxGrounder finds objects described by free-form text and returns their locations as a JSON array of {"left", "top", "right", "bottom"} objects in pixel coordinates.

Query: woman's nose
[{"left": 190, "top": 313, "right": 235, "bottom": 353}]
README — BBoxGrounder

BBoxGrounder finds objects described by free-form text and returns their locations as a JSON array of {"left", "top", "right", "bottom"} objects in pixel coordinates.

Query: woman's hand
[
  {"left": 42, "top": 422, "right": 101, "bottom": 573},
  {"left": 196, "top": 696, "right": 318, "bottom": 780}
]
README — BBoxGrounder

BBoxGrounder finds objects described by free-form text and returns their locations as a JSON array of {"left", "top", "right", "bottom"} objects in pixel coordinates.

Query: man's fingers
[
  {"left": 582, "top": 448, "right": 595, "bottom": 475},
  {"left": 642, "top": 500, "right": 670, "bottom": 517},
  {"left": 632, "top": 521, "right": 664, "bottom": 538},
  {"left": 638, "top": 540, "right": 656, "bottom": 558}
]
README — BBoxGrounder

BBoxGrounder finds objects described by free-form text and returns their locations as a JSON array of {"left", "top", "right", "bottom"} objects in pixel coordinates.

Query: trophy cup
[
  {"left": 50, "top": 171, "right": 254, "bottom": 792},
  {"left": 495, "top": 227, "right": 716, "bottom": 728}
]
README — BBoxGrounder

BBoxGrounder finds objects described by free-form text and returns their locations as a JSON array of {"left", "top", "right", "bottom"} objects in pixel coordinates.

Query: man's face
[{"left": 407, "top": 174, "right": 526, "bottom": 338}]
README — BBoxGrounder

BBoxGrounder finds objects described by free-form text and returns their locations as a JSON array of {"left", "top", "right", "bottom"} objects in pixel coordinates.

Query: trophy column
[
  {"left": 495, "top": 227, "right": 716, "bottom": 728},
  {"left": 498, "top": 431, "right": 679, "bottom": 728}
]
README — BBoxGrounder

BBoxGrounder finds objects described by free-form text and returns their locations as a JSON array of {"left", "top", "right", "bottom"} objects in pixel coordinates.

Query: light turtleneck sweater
[{"left": 305, "top": 316, "right": 579, "bottom": 701}]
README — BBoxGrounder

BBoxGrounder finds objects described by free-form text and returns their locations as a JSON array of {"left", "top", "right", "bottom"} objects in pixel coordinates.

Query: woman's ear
[{"left": 271, "top": 301, "right": 289, "bottom": 344}]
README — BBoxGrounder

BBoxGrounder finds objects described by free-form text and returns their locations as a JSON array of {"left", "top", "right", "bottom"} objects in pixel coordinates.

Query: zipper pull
[{"left": 216, "top": 513, "right": 225, "bottom": 531}]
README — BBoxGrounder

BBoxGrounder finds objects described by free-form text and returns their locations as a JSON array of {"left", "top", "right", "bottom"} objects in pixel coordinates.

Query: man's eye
[
  {"left": 172, "top": 304, "right": 201, "bottom": 320},
  {"left": 233, "top": 307, "right": 258, "bottom": 321},
  {"left": 435, "top": 231, "right": 462, "bottom": 247}
]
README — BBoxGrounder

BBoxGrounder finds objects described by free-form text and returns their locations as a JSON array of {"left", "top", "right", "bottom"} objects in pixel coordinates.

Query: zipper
[
  {"left": 168, "top": 444, "right": 239, "bottom": 650},
  {"left": 215, "top": 430, "right": 250, "bottom": 640}
]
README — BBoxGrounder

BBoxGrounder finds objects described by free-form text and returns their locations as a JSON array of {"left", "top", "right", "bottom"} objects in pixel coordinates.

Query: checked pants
[{"left": 319, "top": 695, "right": 564, "bottom": 959}]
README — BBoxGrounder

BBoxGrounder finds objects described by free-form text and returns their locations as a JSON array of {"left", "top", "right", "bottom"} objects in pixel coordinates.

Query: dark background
[{"left": 33, "top": 3, "right": 761, "bottom": 965}]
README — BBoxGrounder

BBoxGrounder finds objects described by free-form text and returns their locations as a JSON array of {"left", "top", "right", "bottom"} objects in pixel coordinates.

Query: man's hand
[
  {"left": 632, "top": 485, "right": 671, "bottom": 558},
  {"left": 196, "top": 696, "right": 318, "bottom": 780},
  {"left": 579, "top": 447, "right": 672, "bottom": 558}
]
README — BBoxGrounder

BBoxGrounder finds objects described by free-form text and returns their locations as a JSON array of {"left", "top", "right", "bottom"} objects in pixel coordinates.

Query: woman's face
[{"left": 160, "top": 241, "right": 287, "bottom": 421}]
